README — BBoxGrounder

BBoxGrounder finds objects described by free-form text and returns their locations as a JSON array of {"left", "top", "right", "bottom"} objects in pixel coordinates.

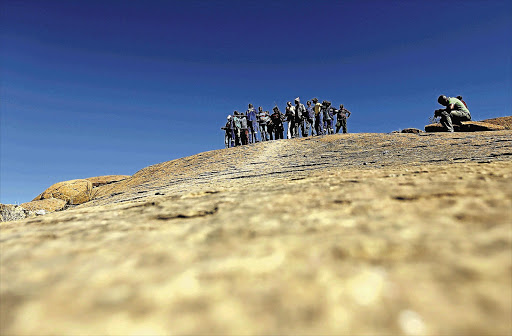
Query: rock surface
[
  {"left": 20, "top": 198, "right": 67, "bottom": 212},
  {"left": 481, "top": 116, "right": 512, "bottom": 130},
  {"left": 1, "top": 131, "right": 511, "bottom": 335},
  {"left": 0, "top": 204, "right": 34, "bottom": 222},
  {"left": 401, "top": 128, "right": 423, "bottom": 133},
  {"left": 425, "top": 121, "right": 505, "bottom": 132},
  {"left": 33, "top": 179, "right": 93, "bottom": 205},
  {"left": 85, "top": 175, "right": 131, "bottom": 187}
]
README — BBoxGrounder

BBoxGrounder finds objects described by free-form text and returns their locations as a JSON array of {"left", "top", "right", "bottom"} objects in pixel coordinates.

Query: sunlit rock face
[
  {"left": 33, "top": 179, "right": 93, "bottom": 205},
  {"left": 1, "top": 130, "right": 511, "bottom": 335},
  {"left": 425, "top": 121, "right": 505, "bottom": 132},
  {"left": 21, "top": 198, "right": 67, "bottom": 212}
]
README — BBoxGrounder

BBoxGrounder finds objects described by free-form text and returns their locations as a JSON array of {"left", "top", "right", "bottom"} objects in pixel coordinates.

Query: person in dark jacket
[
  {"left": 335, "top": 104, "right": 352, "bottom": 133},
  {"left": 221, "top": 115, "right": 234, "bottom": 148},
  {"left": 270, "top": 106, "right": 285, "bottom": 140}
]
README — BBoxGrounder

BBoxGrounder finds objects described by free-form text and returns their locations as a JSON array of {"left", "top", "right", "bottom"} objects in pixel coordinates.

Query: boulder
[
  {"left": 85, "top": 175, "right": 131, "bottom": 187},
  {"left": 425, "top": 121, "right": 506, "bottom": 133},
  {"left": 21, "top": 198, "right": 67, "bottom": 212},
  {"left": 401, "top": 128, "right": 423, "bottom": 134},
  {"left": 34, "top": 179, "right": 93, "bottom": 205},
  {"left": 0, "top": 204, "right": 34, "bottom": 222}
]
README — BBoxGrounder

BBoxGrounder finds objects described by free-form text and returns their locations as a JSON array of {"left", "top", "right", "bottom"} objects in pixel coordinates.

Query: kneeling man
[{"left": 434, "top": 95, "right": 471, "bottom": 132}]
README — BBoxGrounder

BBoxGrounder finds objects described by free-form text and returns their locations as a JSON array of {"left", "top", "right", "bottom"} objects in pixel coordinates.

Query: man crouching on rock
[{"left": 434, "top": 95, "right": 471, "bottom": 132}]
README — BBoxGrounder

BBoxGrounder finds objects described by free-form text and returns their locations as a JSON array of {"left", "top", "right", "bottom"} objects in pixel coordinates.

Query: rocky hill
[{"left": 1, "top": 130, "right": 511, "bottom": 335}]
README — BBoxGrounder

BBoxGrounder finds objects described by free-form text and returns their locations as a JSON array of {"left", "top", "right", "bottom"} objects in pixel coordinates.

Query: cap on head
[
  {"left": 294, "top": 97, "right": 300, "bottom": 103},
  {"left": 456, "top": 95, "right": 463, "bottom": 100},
  {"left": 312, "top": 98, "right": 318, "bottom": 103},
  {"left": 248, "top": 104, "right": 253, "bottom": 108},
  {"left": 227, "top": 115, "right": 232, "bottom": 119}
]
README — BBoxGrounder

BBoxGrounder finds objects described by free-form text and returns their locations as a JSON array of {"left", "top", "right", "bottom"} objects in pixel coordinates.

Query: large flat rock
[
  {"left": 2, "top": 131, "right": 511, "bottom": 335},
  {"left": 425, "top": 121, "right": 505, "bottom": 132}
]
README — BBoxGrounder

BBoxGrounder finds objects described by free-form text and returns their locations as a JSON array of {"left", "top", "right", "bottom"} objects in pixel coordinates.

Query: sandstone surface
[
  {"left": 425, "top": 121, "right": 505, "bottom": 132},
  {"left": 85, "top": 175, "right": 131, "bottom": 187},
  {"left": 481, "top": 116, "right": 512, "bottom": 130},
  {"left": 33, "top": 179, "right": 93, "bottom": 205},
  {"left": 20, "top": 198, "right": 67, "bottom": 212},
  {"left": 1, "top": 131, "right": 511, "bottom": 335}
]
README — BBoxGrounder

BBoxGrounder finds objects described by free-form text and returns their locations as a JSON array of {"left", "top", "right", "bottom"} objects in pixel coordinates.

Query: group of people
[{"left": 221, "top": 97, "right": 352, "bottom": 148}]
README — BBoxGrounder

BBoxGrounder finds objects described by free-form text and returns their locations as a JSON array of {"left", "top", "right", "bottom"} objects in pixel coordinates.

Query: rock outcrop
[
  {"left": 21, "top": 198, "right": 67, "bottom": 212},
  {"left": 1, "top": 131, "right": 511, "bottom": 335},
  {"left": 481, "top": 116, "right": 512, "bottom": 130},
  {"left": 33, "top": 179, "right": 93, "bottom": 205},
  {"left": 401, "top": 128, "right": 423, "bottom": 134},
  {"left": 0, "top": 204, "right": 34, "bottom": 222},
  {"left": 85, "top": 175, "right": 130, "bottom": 187},
  {"left": 425, "top": 120, "right": 505, "bottom": 132}
]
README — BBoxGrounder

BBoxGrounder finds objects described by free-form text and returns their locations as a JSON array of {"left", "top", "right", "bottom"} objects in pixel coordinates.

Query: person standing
[
  {"left": 335, "top": 104, "right": 352, "bottom": 133},
  {"left": 221, "top": 115, "right": 234, "bottom": 148},
  {"left": 232, "top": 111, "right": 242, "bottom": 146},
  {"left": 257, "top": 106, "right": 270, "bottom": 141},
  {"left": 305, "top": 100, "right": 315, "bottom": 136},
  {"left": 270, "top": 106, "right": 285, "bottom": 139},
  {"left": 312, "top": 98, "right": 323, "bottom": 135},
  {"left": 240, "top": 112, "right": 249, "bottom": 145},
  {"left": 322, "top": 100, "right": 334, "bottom": 135},
  {"left": 294, "top": 97, "right": 306, "bottom": 137},
  {"left": 246, "top": 103, "right": 258, "bottom": 143},
  {"left": 285, "top": 101, "right": 296, "bottom": 139},
  {"left": 266, "top": 110, "right": 274, "bottom": 140}
]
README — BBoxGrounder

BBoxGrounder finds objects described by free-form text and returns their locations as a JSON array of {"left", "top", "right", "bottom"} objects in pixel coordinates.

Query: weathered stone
[
  {"left": 1, "top": 131, "right": 511, "bottom": 335},
  {"left": 34, "top": 179, "right": 93, "bottom": 205},
  {"left": 21, "top": 198, "right": 67, "bottom": 212},
  {"left": 425, "top": 121, "right": 505, "bottom": 132},
  {"left": 85, "top": 175, "right": 131, "bottom": 187},
  {"left": 401, "top": 128, "right": 423, "bottom": 134},
  {"left": 481, "top": 116, "right": 512, "bottom": 130},
  {"left": 0, "top": 204, "right": 34, "bottom": 222}
]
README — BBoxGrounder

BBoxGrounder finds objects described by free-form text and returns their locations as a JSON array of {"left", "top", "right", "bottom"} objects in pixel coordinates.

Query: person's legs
[
  {"left": 235, "top": 129, "right": 241, "bottom": 146},
  {"left": 450, "top": 110, "right": 471, "bottom": 124},
  {"left": 335, "top": 121, "right": 341, "bottom": 133},
  {"left": 317, "top": 114, "right": 324, "bottom": 135},
  {"left": 254, "top": 121, "right": 260, "bottom": 142},
  {"left": 341, "top": 119, "right": 347, "bottom": 133},
  {"left": 440, "top": 110, "right": 454, "bottom": 132}
]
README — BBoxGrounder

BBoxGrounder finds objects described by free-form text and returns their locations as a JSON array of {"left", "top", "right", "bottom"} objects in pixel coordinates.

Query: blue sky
[{"left": 1, "top": 0, "right": 511, "bottom": 204}]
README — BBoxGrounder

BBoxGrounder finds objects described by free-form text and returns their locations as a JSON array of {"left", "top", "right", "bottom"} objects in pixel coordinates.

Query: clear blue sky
[{"left": 1, "top": 0, "right": 511, "bottom": 204}]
